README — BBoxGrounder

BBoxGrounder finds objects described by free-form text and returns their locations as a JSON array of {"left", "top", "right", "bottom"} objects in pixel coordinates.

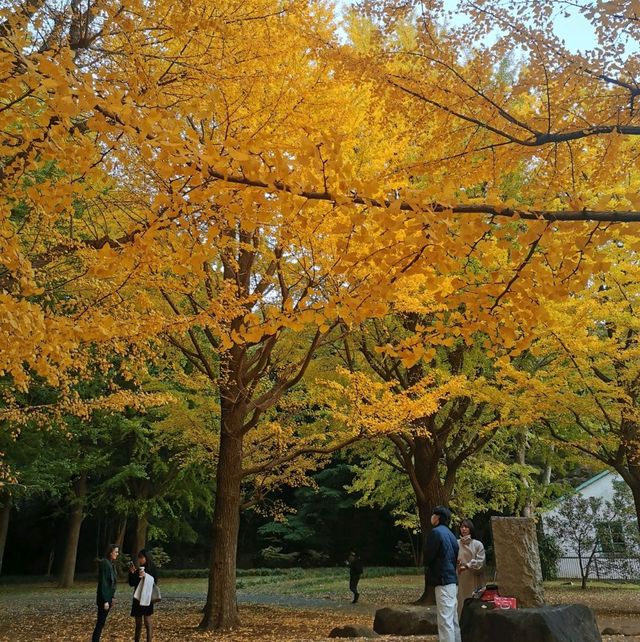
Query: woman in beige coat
[{"left": 456, "top": 519, "right": 486, "bottom": 616}]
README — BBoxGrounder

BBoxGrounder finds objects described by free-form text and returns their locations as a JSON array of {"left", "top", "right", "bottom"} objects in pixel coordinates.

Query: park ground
[{"left": 0, "top": 570, "right": 639, "bottom": 641}]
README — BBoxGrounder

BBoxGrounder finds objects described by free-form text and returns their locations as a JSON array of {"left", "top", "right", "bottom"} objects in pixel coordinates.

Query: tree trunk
[
  {"left": 59, "top": 473, "right": 87, "bottom": 588},
  {"left": 115, "top": 517, "right": 127, "bottom": 551},
  {"left": 129, "top": 476, "right": 152, "bottom": 557},
  {"left": 414, "top": 499, "right": 437, "bottom": 606},
  {"left": 200, "top": 405, "right": 243, "bottom": 630},
  {"left": 516, "top": 431, "right": 534, "bottom": 517},
  {"left": 628, "top": 475, "right": 640, "bottom": 536},
  {"left": 413, "top": 436, "right": 448, "bottom": 606},
  {"left": 47, "top": 548, "right": 55, "bottom": 577},
  {"left": 0, "top": 491, "right": 11, "bottom": 576},
  {"left": 614, "top": 462, "right": 640, "bottom": 535},
  {"left": 133, "top": 513, "right": 149, "bottom": 557}
]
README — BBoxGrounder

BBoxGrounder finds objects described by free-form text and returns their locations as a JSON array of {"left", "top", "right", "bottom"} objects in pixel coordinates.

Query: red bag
[
  {"left": 479, "top": 584, "right": 499, "bottom": 602},
  {"left": 494, "top": 596, "right": 517, "bottom": 609},
  {"left": 475, "top": 584, "right": 517, "bottom": 610}
]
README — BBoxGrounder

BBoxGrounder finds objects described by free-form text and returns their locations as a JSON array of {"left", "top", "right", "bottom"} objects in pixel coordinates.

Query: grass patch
[{"left": 545, "top": 580, "right": 640, "bottom": 591}]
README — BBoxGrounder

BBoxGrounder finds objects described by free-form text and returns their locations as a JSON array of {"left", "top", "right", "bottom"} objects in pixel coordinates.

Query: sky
[
  {"left": 439, "top": 0, "right": 599, "bottom": 53},
  {"left": 336, "top": 0, "right": 600, "bottom": 53},
  {"left": 551, "top": 9, "right": 597, "bottom": 53}
]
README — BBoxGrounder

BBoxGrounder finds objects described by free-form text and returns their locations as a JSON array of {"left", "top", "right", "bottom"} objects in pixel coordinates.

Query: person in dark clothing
[
  {"left": 128, "top": 548, "right": 158, "bottom": 642},
  {"left": 424, "top": 506, "right": 461, "bottom": 642},
  {"left": 91, "top": 543, "right": 119, "bottom": 642},
  {"left": 347, "top": 551, "right": 363, "bottom": 603}
]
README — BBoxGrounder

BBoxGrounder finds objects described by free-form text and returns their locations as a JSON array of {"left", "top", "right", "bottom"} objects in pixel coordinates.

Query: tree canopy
[{"left": 3, "top": 0, "right": 640, "bottom": 630}]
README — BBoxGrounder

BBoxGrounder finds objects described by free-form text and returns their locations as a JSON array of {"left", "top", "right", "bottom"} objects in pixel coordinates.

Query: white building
[{"left": 543, "top": 470, "right": 639, "bottom": 579}]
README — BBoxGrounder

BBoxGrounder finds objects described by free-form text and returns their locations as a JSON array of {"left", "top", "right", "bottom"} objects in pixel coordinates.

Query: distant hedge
[
  {"left": 0, "top": 566, "right": 424, "bottom": 584},
  {"left": 159, "top": 566, "right": 423, "bottom": 579}
]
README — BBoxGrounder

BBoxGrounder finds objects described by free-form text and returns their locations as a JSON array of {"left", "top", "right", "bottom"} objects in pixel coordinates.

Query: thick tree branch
[{"left": 241, "top": 433, "right": 362, "bottom": 477}]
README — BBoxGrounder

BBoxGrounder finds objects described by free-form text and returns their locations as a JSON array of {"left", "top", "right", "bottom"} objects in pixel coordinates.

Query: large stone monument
[{"left": 491, "top": 517, "right": 545, "bottom": 607}]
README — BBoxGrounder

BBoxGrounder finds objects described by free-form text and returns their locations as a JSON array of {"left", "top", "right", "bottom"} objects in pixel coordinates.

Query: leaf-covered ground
[{"left": 0, "top": 574, "right": 639, "bottom": 641}]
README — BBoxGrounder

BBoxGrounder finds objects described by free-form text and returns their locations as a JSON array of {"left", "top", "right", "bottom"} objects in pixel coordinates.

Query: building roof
[{"left": 574, "top": 469, "right": 613, "bottom": 493}]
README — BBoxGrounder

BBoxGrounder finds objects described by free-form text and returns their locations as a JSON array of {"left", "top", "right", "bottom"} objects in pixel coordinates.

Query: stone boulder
[
  {"left": 328, "top": 625, "right": 380, "bottom": 638},
  {"left": 373, "top": 605, "right": 438, "bottom": 636},
  {"left": 491, "top": 517, "right": 545, "bottom": 607},
  {"left": 460, "top": 601, "right": 602, "bottom": 642}
]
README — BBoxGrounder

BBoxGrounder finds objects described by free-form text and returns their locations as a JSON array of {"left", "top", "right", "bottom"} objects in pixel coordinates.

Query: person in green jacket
[{"left": 91, "top": 544, "right": 120, "bottom": 642}]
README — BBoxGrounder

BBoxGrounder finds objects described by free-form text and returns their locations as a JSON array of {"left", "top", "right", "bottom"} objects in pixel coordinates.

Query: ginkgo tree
[
  {"left": 323, "top": 267, "right": 532, "bottom": 602},
  {"left": 501, "top": 235, "right": 640, "bottom": 531},
  {"left": 332, "top": 300, "right": 507, "bottom": 535},
  {"left": 2, "top": 0, "right": 409, "bottom": 629},
  {"left": 5, "top": 0, "right": 640, "bottom": 632}
]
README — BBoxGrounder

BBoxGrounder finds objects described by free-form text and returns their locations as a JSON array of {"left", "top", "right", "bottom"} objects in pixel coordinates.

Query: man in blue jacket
[{"left": 424, "top": 506, "right": 461, "bottom": 642}]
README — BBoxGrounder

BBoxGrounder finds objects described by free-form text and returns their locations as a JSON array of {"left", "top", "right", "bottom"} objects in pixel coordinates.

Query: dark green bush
[{"left": 538, "top": 529, "right": 561, "bottom": 581}]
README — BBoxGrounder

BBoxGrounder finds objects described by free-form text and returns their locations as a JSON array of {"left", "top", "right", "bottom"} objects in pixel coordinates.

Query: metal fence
[{"left": 556, "top": 556, "right": 640, "bottom": 581}]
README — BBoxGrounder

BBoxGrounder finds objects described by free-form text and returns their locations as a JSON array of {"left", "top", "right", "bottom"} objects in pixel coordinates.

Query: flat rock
[
  {"left": 601, "top": 626, "right": 640, "bottom": 637},
  {"left": 329, "top": 625, "right": 380, "bottom": 638},
  {"left": 460, "top": 601, "right": 601, "bottom": 642},
  {"left": 373, "top": 605, "right": 438, "bottom": 636}
]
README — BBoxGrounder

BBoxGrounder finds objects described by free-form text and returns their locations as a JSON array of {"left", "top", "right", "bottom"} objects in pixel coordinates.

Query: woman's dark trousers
[{"left": 91, "top": 604, "right": 110, "bottom": 642}]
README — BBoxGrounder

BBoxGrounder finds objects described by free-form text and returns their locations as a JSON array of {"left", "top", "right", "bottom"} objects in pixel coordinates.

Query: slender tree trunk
[
  {"left": 0, "top": 491, "right": 11, "bottom": 576},
  {"left": 129, "top": 475, "right": 152, "bottom": 557},
  {"left": 47, "top": 548, "right": 55, "bottom": 577},
  {"left": 200, "top": 404, "right": 244, "bottom": 630},
  {"left": 133, "top": 514, "right": 148, "bottom": 557},
  {"left": 516, "top": 431, "right": 534, "bottom": 517},
  {"left": 582, "top": 548, "right": 597, "bottom": 590},
  {"left": 59, "top": 473, "right": 87, "bottom": 588},
  {"left": 115, "top": 517, "right": 127, "bottom": 550},
  {"left": 541, "top": 446, "right": 554, "bottom": 487}
]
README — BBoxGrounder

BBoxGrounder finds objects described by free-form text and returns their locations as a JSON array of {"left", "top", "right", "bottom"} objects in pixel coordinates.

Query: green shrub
[
  {"left": 150, "top": 565, "right": 424, "bottom": 581},
  {"left": 538, "top": 530, "right": 561, "bottom": 581},
  {"left": 150, "top": 546, "right": 171, "bottom": 569}
]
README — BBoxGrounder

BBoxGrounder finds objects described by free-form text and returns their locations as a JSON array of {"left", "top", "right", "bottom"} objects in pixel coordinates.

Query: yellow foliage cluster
[
  {"left": 1, "top": 0, "right": 639, "bottom": 399},
  {"left": 324, "top": 368, "right": 471, "bottom": 435},
  {"left": 0, "top": 1, "right": 639, "bottom": 460},
  {"left": 490, "top": 235, "right": 640, "bottom": 473}
]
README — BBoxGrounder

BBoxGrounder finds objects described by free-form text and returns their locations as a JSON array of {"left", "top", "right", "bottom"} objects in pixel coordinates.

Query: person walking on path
[
  {"left": 347, "top": 551, "right": 364, "bottom": 603},
  {"left": 91, "top": 543, "right": 119, "bottom": 642},
  {"left": 128, "top": 548, "right": 159, "bottom": 642},
  {"left": 456, "top": 519, "right": 486, "bottom": 616},
  {"left": 424, "top": 506, "right": 461, "bottom": 642}
]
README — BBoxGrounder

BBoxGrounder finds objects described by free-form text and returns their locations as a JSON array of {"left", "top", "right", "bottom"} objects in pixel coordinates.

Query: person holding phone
[
  {"left": 128, "top": 548, "right": 158, "bottom": 642},
  {"left": 91, "top": 543, "right": 119, "bottom": 642}
]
